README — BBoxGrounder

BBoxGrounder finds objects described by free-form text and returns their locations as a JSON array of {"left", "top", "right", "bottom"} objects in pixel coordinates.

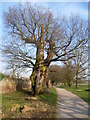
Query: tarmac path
[{"left": 56, "top": 88, "right": 89, "bottom": 119}]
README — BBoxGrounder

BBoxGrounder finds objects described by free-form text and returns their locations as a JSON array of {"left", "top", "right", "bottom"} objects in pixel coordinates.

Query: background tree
[
  {"left": 48, "top": 64, "right": 75, "bottom": 87},
  {"left": 73, "top": 44, "right": 88, "bottom": 88},
  {"left": 64, "top": 61, "right": 75, "bottom": 87},
  {"left": 3, "top": 3, "right": 88, "bottom": 94},
  {"left": 2, "top": 39, "right": 34, "bottom": 78},
  {"left": 48, "top": 65, "right": 62, "bottom": 85}
]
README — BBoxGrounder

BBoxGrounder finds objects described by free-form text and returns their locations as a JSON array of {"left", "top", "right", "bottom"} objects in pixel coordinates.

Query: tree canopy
[{"left": 3, "top": 3, "right": 88, "bottom": 94}]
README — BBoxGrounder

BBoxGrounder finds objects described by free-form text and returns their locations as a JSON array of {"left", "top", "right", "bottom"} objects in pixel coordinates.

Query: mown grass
[
  {"left": 59, "top": 84, "right": 90, "bottom": 104},
  {"left": 2, "top": 87, "right": 57, "bottom": 118}
]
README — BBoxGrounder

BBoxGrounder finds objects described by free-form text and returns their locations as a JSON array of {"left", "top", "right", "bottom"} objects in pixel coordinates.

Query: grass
[
  {"left": 59, "top": 84, "right": 90, "bottom": 104},
  {"left": 2, "top": 87, "right": 57, "bottom": 119},
  {"left": 38, "top": 87, "right": 57, "bottom": 117},
  {"left": 39, "top": 87, "right": 57, "bottom": 106},
  {"left": 2, "top": 91, "right": 29, "bottom": 113}
]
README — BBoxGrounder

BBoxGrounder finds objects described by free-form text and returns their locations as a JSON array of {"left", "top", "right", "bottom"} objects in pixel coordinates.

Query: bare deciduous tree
[
  {"left": 3, "top": 3, "right": 88, "bottom": 94},
  {"left": 48, "top": 65, "right": 62, "bottom": 85},
  {"left": 2, "top": 39, "right": 34, "bottom": 77},
  {"left": 48, "top": 64, "right": 75, "bottom": 87},
  {"left": 73, "top": 44, "right": 88, "bottom": 88},
  {"left": 63, "top": 60, "right": 75, "bottom": 87}
]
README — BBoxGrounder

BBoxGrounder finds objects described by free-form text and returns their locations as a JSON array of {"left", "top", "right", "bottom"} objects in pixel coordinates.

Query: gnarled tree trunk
[
  {"left": 30, "top": 65, "right": 48, "bottom": 95},
  {"left": 30, "top": 24, "right": 49, "bottom": 95}
]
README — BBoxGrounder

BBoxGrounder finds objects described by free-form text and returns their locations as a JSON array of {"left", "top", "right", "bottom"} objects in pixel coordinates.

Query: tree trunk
[
  {"left": 69, "top": 80, "right": 72, "bottom": 87},
  {"left": 76, "top": 73, "right": 78, "bottom": 88},
  {"left": 30, "top": 65, "right": 48, "bottom": 95},
  {"left": 12, "top": 64, "right": 16, "bottom": 79},
  {"left": 76, "top": 65, "right": 79, "bottom": 88},
  {"left": 68, "top": 79, "right": 72, "bottom": 87},
  {"left": 30, "top": 24, "right": 49, "bottom": 95}
]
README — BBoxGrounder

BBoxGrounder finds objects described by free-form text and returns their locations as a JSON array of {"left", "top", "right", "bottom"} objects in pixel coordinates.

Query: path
[{"left": 56, "top": 88, "right": 89, "bottom": 119}]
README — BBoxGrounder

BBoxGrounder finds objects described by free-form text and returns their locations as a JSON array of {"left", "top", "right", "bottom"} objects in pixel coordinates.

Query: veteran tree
[{"left": 4, "top": 3, "right": 87, "bottom": 95}]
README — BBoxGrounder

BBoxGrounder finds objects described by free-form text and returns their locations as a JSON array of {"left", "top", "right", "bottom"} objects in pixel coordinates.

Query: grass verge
[
  {"left": 38, "top": 87, "right": 57, "bottom": 118},
  {"left": 2, "top": 87, "right": 57, "bottom": 119},
  {"left": 59, "top": 84, "right": 90, "bottom": 104}
]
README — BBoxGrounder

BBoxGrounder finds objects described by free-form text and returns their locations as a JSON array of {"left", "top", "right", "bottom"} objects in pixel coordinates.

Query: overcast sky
[{"left": 0, "top": 0, "right": 89, "bottom": 76}]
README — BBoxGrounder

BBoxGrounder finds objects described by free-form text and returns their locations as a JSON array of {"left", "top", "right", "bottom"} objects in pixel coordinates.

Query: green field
[
  {"left": 59, "top": 84, "right": 90, "bottom": 104},
  {"left": 2, "top": 87, "right": 57, "bottom": 119}
]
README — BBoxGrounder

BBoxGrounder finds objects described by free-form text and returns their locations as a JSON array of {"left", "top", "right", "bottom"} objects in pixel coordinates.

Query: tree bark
[
  {"left": 30, "top": 64, "right": 48, "bottom": 95},
  {"left": 30, "top": 24, "right": 49, "bottom": 95},
  {"left": 68, "top": 80, "right": 72, "bottom": 87},
  {"left": 76, "top": 73, "right": 78, "bottom": 88},
  {"left": 76, "top": 66, "right": 79, "bottom": 88}
]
